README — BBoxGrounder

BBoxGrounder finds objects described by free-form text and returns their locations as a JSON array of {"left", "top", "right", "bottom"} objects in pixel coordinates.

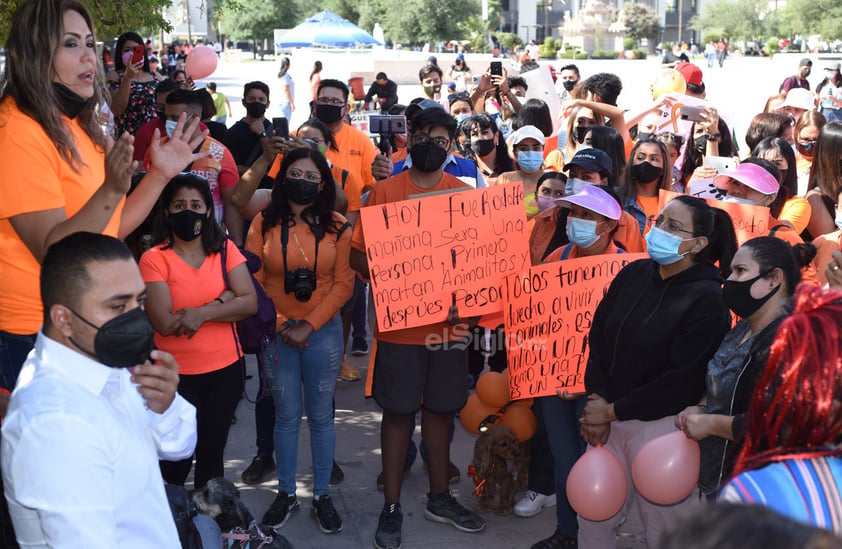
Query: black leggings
[{"left": 160, "top": 358, "right": 243, "bottom": 490}]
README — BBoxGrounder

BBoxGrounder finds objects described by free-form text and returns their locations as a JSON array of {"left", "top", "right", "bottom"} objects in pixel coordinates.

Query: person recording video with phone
[
  {"left": 2, "top": 232, "right": 197, "bottom": 546},
  {"left": 110, "top": 31, "right": 162, "bottom": 136},
  {"left": 245, "top": 147, "right": 354, "bottom": 535}
]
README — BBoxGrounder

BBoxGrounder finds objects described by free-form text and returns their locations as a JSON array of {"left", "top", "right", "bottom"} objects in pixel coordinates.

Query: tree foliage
[
  {"left": 220, "top": 0, "right": 302, "bottom": 41},
  {"left": 690, "top": 0, "right": 767, "bottom": 41},
  {"left": 622, "top": 3, "right": 660, "bottom": 46},
  {"left": 783, "top": 0, "right": 842, "bottom": 40}
]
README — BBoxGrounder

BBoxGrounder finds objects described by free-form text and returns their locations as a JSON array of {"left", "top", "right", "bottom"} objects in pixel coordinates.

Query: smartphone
[
  {"left": 490, "top": 61, "right": 503, "bottom": 77},
  {"left": 272, "top": 117, "right": 289, "bottom": 139},
  {"left": 679, "top": 104, "right": 706, "bottom": 123},
  {"left": 368, "top": 114, "right": 407, "bottom": 136},
  {"left": 704, "top": 155, "right": 737, "bottom": 175},
  {"left": 130, "top": 45, "right": 145, "bottom": 65}
]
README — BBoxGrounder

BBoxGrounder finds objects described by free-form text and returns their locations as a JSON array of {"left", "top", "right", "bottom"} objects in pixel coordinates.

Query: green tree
[
  {"left": 380, "top": 0, "right": 481, "bottom": 44},
  {"left": 622, "top": 2, "right": 661, "bottom": 50},
  {"left": 690, "top": 0, "right": 767, "bottom": 41},
  {"left": 784, "top": 0, "right": 842, "bottom": 41},
  {"left": 220, "top": 0, "right": 302, "bottom": 55}
]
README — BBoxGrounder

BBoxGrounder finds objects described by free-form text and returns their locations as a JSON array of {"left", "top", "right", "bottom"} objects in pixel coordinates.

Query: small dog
[
  {"left": 193, "top": 477, "right": 292, "bottom": 548},
  {"left": 469, "top": 424, "right": 529, "bottom": 515}
]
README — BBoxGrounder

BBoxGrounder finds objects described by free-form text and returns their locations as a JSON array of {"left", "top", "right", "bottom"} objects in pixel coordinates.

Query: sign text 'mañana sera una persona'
[{"left": 360, "top": 183, "right": 530, "bottom": 332}]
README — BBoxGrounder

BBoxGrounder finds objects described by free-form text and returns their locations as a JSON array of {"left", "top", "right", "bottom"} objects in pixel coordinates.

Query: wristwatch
[
  {"left": 259, "top": 129, "right": 271, "bottom": 138},
  {"left": 705, "top": 133, "right": 721, "bottom": 141}
]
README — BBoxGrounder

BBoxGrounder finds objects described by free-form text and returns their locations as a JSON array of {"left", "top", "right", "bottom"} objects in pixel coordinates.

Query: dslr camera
[{"left": 285, "top": 267, "right": 317, "bottom": 302}]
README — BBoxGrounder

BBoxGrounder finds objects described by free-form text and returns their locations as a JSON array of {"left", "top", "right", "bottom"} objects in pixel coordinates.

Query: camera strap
[{"left": 281, "top": 216, "right": 321, "bottom": 280}]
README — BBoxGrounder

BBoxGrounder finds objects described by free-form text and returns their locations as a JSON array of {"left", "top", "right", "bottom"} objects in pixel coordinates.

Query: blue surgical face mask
[
  {"left": 454, "top": 112, "right": 472, "bottom": 124},
  {"left": 165, "top": 119, "right": 178, "bottom": 138},
  {"left": 566, "top": 217, "right": 602, "bottom": 248},
  {"left": 517, "top": 150, "right": 544, "bottom": 173},
  {"left": 644, "top": 226, "right": 693, "bottom": 265},
  {"left": 565, "top": 177, "right": 589, "bottom": 196}
]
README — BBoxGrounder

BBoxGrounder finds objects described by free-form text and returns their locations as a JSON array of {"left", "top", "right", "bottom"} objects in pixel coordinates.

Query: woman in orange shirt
[
  {"left": 619, "top": 139, "right": 673, "bottom": 236},
  {"left": 140, "top": 174, "right": 257, "bottom": 490},
  {"left": 246, "top": 147, "right": 354, "bottom": 534},
  {"left": 0, "top": 0, "right": 206, "bottom": 392}
]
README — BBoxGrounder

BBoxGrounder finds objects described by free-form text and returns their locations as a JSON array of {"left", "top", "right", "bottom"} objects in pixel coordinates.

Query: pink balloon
[
  {"left": 566, "top": 447, "right": 627, "bottom": 521},
  {"left": 185, "top": 46, "right": 218, "bottom": 80},
  {"left": 632, "top": 430, "right": 700, "bottom": 505}
]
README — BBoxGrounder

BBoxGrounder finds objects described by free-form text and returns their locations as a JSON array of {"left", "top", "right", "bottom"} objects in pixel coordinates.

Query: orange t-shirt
[
  {"left": 778, "top": 196, "right": 812, "bottom": 235},
  {"left": 0, "top": 98, "right": 122, "bottom": 334},
  {"left": 636, "top": 194, "right": 661, "bottom": 236},
  {"left": 328, "top": 123, "right": 378, "bottom": 188},
  {"left": 812, "top": 229, "right": 842, "bottom": 286},
  {"left": 138, "top": 240, "right": 245, "bottom": 375},
  {"left": 391, "top": 147, "right": 408, "bottom": 164},
  {"left": 269, "top": 159, "right": 363, "bottom": 213},
  {"left": 350, "top": 171, "right": 470, "bottom": 345},
  {"left": 246, "top": 211, "right": 354, "bottom": 331},
  {"left": 544, "top": 149, "right": 566, "bottom": 172}
]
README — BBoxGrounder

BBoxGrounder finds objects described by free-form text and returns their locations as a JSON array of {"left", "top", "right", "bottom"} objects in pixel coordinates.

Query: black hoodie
[{"left": 585, "top": 258, "right": 731, "bottom": 421}]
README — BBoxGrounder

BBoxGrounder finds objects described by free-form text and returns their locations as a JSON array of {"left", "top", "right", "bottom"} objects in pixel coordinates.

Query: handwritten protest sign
[
  {"left": 659, "top": 189, "right": 771, "bottom": 245},
  {"left": 360, "top": 182, "right": 530, "bottom": 332},
  {"left": 503, "top": 253, "right": 647, "bottom": 399}
]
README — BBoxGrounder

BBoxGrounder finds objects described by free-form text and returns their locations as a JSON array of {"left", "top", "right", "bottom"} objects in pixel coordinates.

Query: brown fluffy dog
[{"left": 470, "top": 424, "right": 529, "bottom": 515}]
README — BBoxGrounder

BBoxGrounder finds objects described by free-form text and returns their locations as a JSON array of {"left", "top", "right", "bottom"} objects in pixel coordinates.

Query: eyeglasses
[
  {"left": 288, "top": 168, "right": 321, "bottom": 183},
  {"left": 412, "top": 132, "right": 450, "bottom": 149},
  {"left": 316, "top": 96, "right": 345, "bottom": 107},
  {"left": 447, "top": 91, "right": 470, "bottom": 103},
  {"left": 654, "top": 217, "right": 694, "bottom": 235},
  {"left": 798, "top": 139, "right": 816, "bottom": 146}
]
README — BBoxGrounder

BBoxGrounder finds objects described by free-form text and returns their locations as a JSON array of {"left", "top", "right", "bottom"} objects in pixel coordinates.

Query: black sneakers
[
  {"left": 312, "top": 494, "right": 343, "bottom": 534},
  {"left": 261, "top": 491, "right": 299, "bottom": 530},
  {"left": 374, "top": 502, "right": 403, "bottom": 549},
  {"left": 530, "top": 529, "right": 579, "bottom": 548},
  {"left": 425, "top": 491, "right": 486, "bottom": 533},
  {"left": 241, "top": 454, "right": 275, "bottom": 485}
]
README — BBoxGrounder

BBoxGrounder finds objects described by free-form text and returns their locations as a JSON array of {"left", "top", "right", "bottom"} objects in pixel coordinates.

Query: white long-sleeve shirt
[{"left": 1, "top": 331, "right": 197, "bottom": 548}]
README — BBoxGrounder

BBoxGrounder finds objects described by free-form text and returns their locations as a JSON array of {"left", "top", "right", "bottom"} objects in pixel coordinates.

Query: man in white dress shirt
[{"left": 1, "top": 232, "right": 198, "bottom": 548}]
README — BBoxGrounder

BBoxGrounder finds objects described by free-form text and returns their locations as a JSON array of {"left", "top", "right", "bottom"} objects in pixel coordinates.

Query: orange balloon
[
  {"left": 511, "top": 398, "right": 534, "bottom": 407},
  {"left": 476, "top": 371, "right": 510, "bottom": 408},
  {"left": 650, "top": 69, "right": 687, "bottom": 100},
  {"left": 501, "top": 405, "right": 537, "bottom": 441},
  {"left": 567, "top": 447, "right": 627, "bottom": 521},
  {"left": 460, "top": 394, "right": 498, "bottom": 435}
]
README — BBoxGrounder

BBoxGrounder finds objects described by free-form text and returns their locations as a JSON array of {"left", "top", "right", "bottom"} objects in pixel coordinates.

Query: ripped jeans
[{"left": 264, "top": 316, "right": 342, "bottom": 497}]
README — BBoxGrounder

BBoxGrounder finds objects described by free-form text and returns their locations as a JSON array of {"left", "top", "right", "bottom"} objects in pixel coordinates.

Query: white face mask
[
  {"left": 165, "top": 119, "right": 178, "bottom": 139},
  {"left": 723, "top": 195, "right": 756, "bottom": 206}
]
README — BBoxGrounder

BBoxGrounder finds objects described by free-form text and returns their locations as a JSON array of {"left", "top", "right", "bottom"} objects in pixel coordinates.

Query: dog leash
[
  {"left": 221, "top": 520, "right": 275, "bottom": 549},
  {"left": 467, "top": 463, "right": 491, "bottom": 497}
]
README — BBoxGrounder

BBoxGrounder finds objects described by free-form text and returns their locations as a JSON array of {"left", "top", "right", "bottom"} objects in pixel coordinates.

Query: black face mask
[
  {"left": 244, "top": 101, "right": 267, "bottom": 119},
  {"left": 69, "top": 307, "right": 156, "bottom": 368},
  {"left": 315, "top": 103, "right": 343, "bottom": 124},
  {"left": 637, "top": 131, "right": 651, "bottom": 142},
  {"left": 285, "top": 177, "right": 320, "bottom": 205},
  {"left": 631, "top": 161, "right": 663, "bottom": 184},
  {"left": 798, "top": 141, "right": 815, "bottom": 156},
  {"left": 471, "top": 138, "right": 495, "bottom": 157},
  {"left": 53, "top": 82, "right": 91, "bottom": 119},
  {"left": 574, "top": 126, "right": 589, "bottom": 145},
  {"left": 801, "top": 69, "right": 811, "bottom": 79},
  {"left": 693, "top": 136, "right": 708, "bottom": 154},
  {"left": 722, "top": 271, "right": 780, "bottom": 318},
  {"left": 562, "top": 80, "right": 577, "bottom": 92},
  {"left": 168, "top": 210, "right": 205, "bottom": 241},
  {"left": 409, "top": 141, "right": 448, "bottom": 173}
]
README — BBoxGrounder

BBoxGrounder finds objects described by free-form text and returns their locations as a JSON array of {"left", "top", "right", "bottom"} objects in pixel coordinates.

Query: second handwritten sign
[{"left": 360, "top": 182, "right": 530, "bottom": 332}]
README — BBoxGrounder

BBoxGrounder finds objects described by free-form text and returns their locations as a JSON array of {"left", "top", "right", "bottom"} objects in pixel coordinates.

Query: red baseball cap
[{"left": 675, "top": 62, "right": 703, "bottom": 88}]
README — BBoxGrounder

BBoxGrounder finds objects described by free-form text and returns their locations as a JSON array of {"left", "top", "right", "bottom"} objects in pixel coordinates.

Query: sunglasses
[{"left": 447, "top": 92, "right": 470, "bottom": 103}]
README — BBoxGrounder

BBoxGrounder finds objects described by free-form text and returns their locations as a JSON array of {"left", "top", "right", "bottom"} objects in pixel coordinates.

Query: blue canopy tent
[{"left": 276, "top": 10, "right": 383, "bottom": 48}]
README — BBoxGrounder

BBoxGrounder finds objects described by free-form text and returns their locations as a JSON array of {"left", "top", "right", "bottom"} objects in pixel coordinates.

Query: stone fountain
[{"left": 561, "top": 0, "right": 627, "bottom": 56}]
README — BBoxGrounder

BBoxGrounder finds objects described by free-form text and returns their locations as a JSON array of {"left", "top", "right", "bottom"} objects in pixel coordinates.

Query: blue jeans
[
  {"left": 0, "top": 331, "right": 37, "bottom": 391},
  {"left": 265, "top": 317, "right": 342, "bottom": 496},
  {"left": 351, "top": 280, "right": 368, "bottom": 345},
  {"left": 538, "top": 395, "right": 586, "bottom": 537}
]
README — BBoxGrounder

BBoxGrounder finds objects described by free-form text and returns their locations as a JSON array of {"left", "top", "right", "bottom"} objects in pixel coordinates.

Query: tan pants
[{"left": 577, "top": 416, "right": 701, "bottom": 549}]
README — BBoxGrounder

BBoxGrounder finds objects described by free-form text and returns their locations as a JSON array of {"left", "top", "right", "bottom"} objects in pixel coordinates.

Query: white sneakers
[{"left": 513, "top": 490, "right": 557, "bottom": 518}]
